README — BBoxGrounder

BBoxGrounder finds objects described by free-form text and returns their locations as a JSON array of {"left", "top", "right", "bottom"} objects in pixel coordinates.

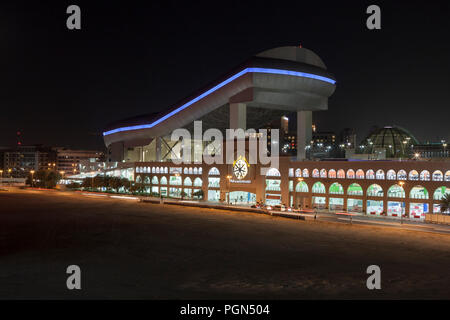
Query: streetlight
[
  {"left": 8, "top": 168, "right": 12, "bottom": 178},
  {"left": 0, "top": 169, "right": 3, "bottom": 186},
  {"left": 30, "top": 170, "right": 35, "bottom": 187}
]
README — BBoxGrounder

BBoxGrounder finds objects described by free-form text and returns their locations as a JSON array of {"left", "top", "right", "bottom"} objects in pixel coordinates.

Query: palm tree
[{"left": 439, "top": 193, "right": 450, "bottom": 214}]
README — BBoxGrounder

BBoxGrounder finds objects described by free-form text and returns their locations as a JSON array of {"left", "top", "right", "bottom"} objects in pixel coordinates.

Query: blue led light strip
[{"left": 103, "top": 67, "right": 336, "bottom": 136}]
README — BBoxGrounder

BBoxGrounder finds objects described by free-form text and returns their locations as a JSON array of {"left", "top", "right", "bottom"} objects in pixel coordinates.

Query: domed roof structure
[{"left": 361, "top": 126, "right": 419, "bottom": 158}]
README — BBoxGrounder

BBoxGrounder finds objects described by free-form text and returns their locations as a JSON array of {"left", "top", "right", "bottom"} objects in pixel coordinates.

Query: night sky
[{"left": 1, "top": 1, "right": 449, "bottom": 150}]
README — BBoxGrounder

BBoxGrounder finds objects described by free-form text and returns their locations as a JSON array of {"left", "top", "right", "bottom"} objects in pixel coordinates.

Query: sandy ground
[{"left": 1, "top": 189, "right": 450, "bottom": 299}]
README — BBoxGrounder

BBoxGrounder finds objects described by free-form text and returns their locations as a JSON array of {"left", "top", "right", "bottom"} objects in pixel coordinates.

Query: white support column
[
  {"left": 155, "top": 137, "right": 161, "bottom": 162},
  {"left": 297, "top": 110, "right": 312, "bottom": 160},
  {"left": 229, "top": 103, "right": 246, "bottom": 130}
]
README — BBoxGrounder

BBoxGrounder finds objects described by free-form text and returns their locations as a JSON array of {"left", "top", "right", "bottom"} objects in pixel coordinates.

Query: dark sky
[{"left": 1, "top": 1, "right": 449, "bottom": 150}]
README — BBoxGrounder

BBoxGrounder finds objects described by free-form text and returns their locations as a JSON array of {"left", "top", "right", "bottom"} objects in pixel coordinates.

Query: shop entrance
[{"left": 230, "top": 191, "right": 256, "bottom": 205}]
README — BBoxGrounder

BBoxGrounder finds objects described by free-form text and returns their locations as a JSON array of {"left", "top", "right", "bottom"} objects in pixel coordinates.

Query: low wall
[{"left": 425, "top": 213, "right": 450, "bottom": 225}]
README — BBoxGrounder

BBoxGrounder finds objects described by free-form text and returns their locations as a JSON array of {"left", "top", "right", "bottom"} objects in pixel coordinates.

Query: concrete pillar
[
  {"left": 297, "top": 110, "right": 312, "bottom": 160},
  {"left": 229, "top": 103, "right": 246, "bottom": 130},
  {"left": 155, "top": 137, "right": 161, "bottom": 162}
]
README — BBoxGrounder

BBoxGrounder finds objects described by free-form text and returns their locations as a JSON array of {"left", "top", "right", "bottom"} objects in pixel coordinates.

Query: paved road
[{"left": 1, "top": 188, "right": 450, "bottom": 299}]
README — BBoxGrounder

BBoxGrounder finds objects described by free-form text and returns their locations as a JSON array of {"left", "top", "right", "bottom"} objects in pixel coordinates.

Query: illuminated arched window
[
  {"left": 433, "top": 170, "right": 443, "bottom": 181},
  {"left": 408, "top": 170, "right": 419, "bottom": 181},
  {"left": 337, "top": 169, "right": 345, "bottom": 179},
  {"left": 346, "top": 169, "right": 355, "bottom": 179},
  {"left": 135, "top": 175, "right": 142, "bottom": 183},
  {"left": 266, "top": 168, "right": 281, "bottom": 177},
  {"left": 347, "top": 183, "right": 363, "bottom": 196},
  {"left": 397, "top": 170, "right": 407, "bottom": 180},
  {"left": 312, "top": 182, "right": 326, "bottom": 194},
  {"left": 420, "top": 170, "right": 430, "bottom": 181},
  {"left": 409, "top": 185, "right": 428, "bottom": 199},
  {"left": 320, "top": 169, "right": 327, "bottom": 178},
  {"left": 387, "top": 184, "right": 405, "bottom": 198},
  {"left": 295, "top": 168, "right": 302, "bottom": 177},
  {"left": 445, "top": 171, "right": 450, "bottom": 182},
  {"left": 329, "top": 182, "right": 344, "bottom": 195},
  {"left": 355, "top": 169, "right": 364, "bottom": 179},
  {"left": 367, "top": 184, "right": 383, "bottom": 197},
  {"left": 328, "top": 169, "right": 336, "bottom": 179},
  {"left": 160, "top": 176, "right": 168, "bottom": 185},
  {"left": 366, "top": 169, "right": 375, "bottom": 179},
  {"left": 312, "top": 169, "right": 320, "bottom": 178},
  {"left": 386, "top": 170, "right": 396, "bottom": 180},
  {"left": 376, "top": 169, "right": 385, "bottom": 180},
  {"left": 193, "top": 177, "right": 202, "bottom": 187},
  {"left": 433, "top": 186, "right": 450, "bottom": 200},
  {"left": 295, "top": 181, "right": 309, "bottom": 192},
  {"left": 151, "top": 176, "right": 158, "bottom": 184},
  {"left": 143, "top": 176, "right": 150, "bottom": 184},
  {"left": 184, "top": 177, "right": 192, "bottom": 186},
  {"left": 208, "top": 167, "right": 220, "bottom": 176},
  {"left": 302, "top": 169, "right": 309, "bottom": 178}
]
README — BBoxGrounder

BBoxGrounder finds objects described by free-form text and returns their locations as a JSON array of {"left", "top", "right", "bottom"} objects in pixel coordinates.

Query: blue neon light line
[{"left": 103, "top": 67, "right": 335, "bottom": 136}]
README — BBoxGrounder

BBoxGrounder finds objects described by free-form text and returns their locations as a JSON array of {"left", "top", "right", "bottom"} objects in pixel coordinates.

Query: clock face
[{"left": 233, "top": 158, "right": 248, "bottom": 180}]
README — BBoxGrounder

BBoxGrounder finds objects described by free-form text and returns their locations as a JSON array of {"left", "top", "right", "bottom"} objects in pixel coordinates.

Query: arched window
[
  {"left": 302, "top": 169, "right": 309, "bottom": 178},
  {"left": 397, "top": 170, "right": 407, "bottom": 180},
  {"left": 320, "top": 169, "right": 327, "bottom": 178},
  {"left": 376, "top": 169, "right": 385, "bottom": 180},
  {"left": 347, "top": 183, "right": 363, "bottom": 196},
  {"left": 151, "top": 167, "right": 155, "bottom": 173},
  {"left": 433, "top": 170, "right": 443, "bottom": 181},
  {"left": 156, "top": 167, "right": 160, "bottom": 174},
  {"left": 312, "top": 169, "right": 320, "bottom": 178},
  {"left": 312, "top": 182, "right": 326, "bottom": 194},
  {"left": 198, "top": 167, "right": 203, "bottom": 174},
  {"left": 337, "top": 169, "right": 345, "bottom": 179},
  {"left": 189, "top": 167, "right": 193, "bottom": 174},
  {"left": 328, "top": 169, "right": 336, "bottom": 179},
  {"left": 295, "top": 181, "right": 309, "bottom": 192},
  {"left": 445, "top": 171, "right": 450, "bottom": 182},
  {"left": 367, "top": 184, "right": 383, "bottom": 197},
  {"left": 143, "top": 176, "right": 150, "bottom": 184},
  {"left": 433, "top": 186, "right": 450, "bottom": 200},
  {"left": 170, "top": 175, "right": 182, "bottom": 185},
  {"left": 151, "top": 176, "right": 158, "bottom": 184},
  {"left": 387, "top": 184, "right": 405, "bottom": 198},
  {"left": 346, "top": 169, "right": 355, "bottom": 179},
  {"left": 409, "top": 185, "right": 429, "bottom": 199},
  {"left": 135, "top": 175, "right": 142, "bottom": 183},
  {"left": 356, "top": 169, "right": 364, "bottom": 179},
  {"left": 183, "top": 167, "right": 188, "bottom": 174},
  {"left": 420, "top": 170, "right": 430, "bottom": 181},
  {"left": 164, "top": 167, "right": 168, "bottom": 174},
  {"left": 193, "top": 177, "right": 202, "bottom": 187},
  {"left": 366, "top": 169, "right": 375, "bottom": 179},
  {"left": 160, "top": 176, "right": 168, "bottom": 185},
  {"left": 193, "top": 167, "right": 198, "bottom": 175},
  {"left": 329, "top": 182, "right": 344, "bottom": 195},
  {"left": 184, "top": 177, "right": 192, "bottom": 186},
  {"left": 266, "top": 168, "right": 281, "bottom": 177},
  {"left": 408, "top": 170, "right": 419, "bottom": 181},
  {"left": 208, "top": 167, "right": 220, "bottom": 176},
  {"left": 386, "top": 170, "right": 396, "bottom": 180},
  {"left": 295, "top": 168, "right": 302, "bottom": 177}
]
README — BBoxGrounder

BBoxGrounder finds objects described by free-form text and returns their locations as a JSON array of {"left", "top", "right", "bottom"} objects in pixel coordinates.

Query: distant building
[
  {"left": 55, "top": 148, "right": 104, "bottom": 175},
  {"left": 1, "top": 145, "right": 56, "bottom": 177},
  {"left": 358, "top": 126, "right": 417, "bottom": 159},
  {"left": 413, "top": 142, "right": 450, "bottom": 160}
]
